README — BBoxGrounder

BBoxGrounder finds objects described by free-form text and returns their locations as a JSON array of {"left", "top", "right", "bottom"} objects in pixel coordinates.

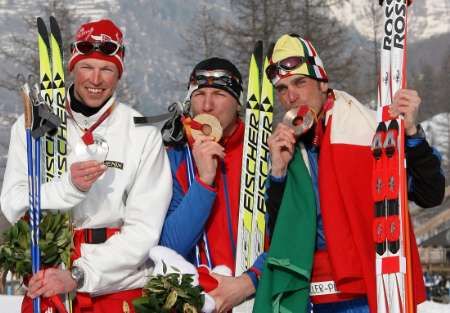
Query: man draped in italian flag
[{"left": 253, "top": 34, "right": 445, "bottom": 313}]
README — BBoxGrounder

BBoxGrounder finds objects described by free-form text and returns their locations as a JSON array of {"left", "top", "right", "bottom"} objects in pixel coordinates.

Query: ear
[{"left": 319, "top": 81, "right": 328, "bottom": 93}]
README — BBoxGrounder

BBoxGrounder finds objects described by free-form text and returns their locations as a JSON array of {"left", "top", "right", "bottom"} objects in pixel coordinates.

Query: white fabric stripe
[
  {"left": 313, "top": 65, "right": 322, "bottom": 80},
  {"left": 113, "top": 54, "right": 124, "bottom": 69},
  {"left": 310, "top": 280, "right": 341, "bottom": 296},
  {"left": 301, "top": 37, "right": 315, "bottom": 56}
]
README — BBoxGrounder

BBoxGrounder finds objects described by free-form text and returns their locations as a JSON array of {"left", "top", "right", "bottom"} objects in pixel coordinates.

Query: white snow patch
[{"left": 418, "top": 301, "right": 450, "bottom": 313}]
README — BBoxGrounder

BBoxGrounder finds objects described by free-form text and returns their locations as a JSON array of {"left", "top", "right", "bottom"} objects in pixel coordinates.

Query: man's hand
[
  {"left": 27, "top": 268, "right": 76, "bottom": 299},
  {"left": 209, "top": 273, "right": 255, "bottom": 313},
  {"left": 192, "top": 135, "right": 225, "bottom": 185},
  {"left": 268, "top": 123, "right": 296, "bottom": 177},
  {"left": 390, "top": 89, "right": 421, "bottom": 136},
  {"left": 70, "top": 160, "right": 107, "bottom": 192}
]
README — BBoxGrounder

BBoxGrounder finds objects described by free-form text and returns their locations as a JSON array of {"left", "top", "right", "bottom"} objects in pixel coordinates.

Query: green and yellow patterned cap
[{"left": 267, "top": 34, "right": 328, "bottom": 84}]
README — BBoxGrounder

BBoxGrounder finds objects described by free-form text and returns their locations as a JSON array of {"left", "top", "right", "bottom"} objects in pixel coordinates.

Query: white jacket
[{"left": 0, "top": 94, "right": 172, "bottom": 295}]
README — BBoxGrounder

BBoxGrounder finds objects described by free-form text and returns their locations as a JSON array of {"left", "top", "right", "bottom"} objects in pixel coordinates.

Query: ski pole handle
[{"left": 20, "top": 83, "right": 33, "bottom": 129}]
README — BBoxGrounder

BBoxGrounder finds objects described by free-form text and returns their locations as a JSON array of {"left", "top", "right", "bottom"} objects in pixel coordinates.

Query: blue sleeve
[
  {"left": 406, "top": 139, "right": 445, "bottom": 208},
  {"left": 245, "top": 252, "right": 267, "bottom": 289},
  {"left": 159, "top": 149, "right": 217, "bottom": 258}
]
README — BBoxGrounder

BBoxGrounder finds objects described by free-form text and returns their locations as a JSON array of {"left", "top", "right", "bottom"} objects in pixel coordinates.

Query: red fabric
[
  {"left": 68, "top": 19, "right": 124, "bottom": 78},
  {"left": 318, "top": 117, "right": 425, "bottom": 312},
  {"left": 196, "top": 174, "right": 217, "bottom": 192},
  {"left": 73, "top": 288, "right": 142, "bottom": 313},
  {"left": 203, "top": 120, "right": 243, "bottom": 272},
  {"left": 197, "top": 265, "right": 219, "bottom": 292},
  {"left": 71, "top": 228, "right": 142, "bottom": 313},
  {"left": 177, "top": 119, "right": 244, "bottom": 272},
  {"left": 21, "top": 272, "right": 68, "bottom": 313},
  {"left": 71, "top": 228, "right": 120, "bottom": 260},
  {"left": 175, "top": 160, "right": 189, "bottom": 193},
  {"left": 310, "top": 250, "right": 363, "bottom": 304},
  {"left": 22, "top": 294, "right": 68, "bottom": 313}
]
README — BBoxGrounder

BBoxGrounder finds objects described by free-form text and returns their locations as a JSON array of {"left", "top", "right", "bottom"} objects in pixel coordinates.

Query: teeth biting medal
[
  {"left": 282, "top": 105, "right": 316, "bottom": 136},
  {"left": 184, "top": 113, "right": 223, "bottom": 143}
]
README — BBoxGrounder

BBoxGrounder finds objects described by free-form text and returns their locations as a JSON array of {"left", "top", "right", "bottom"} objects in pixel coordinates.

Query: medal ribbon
[{"left": 66, "top": 100, "right": 115, "bottom": 145}]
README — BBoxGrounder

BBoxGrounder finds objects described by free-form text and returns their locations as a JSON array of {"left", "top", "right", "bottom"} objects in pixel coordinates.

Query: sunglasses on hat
[
  {"left": 266, "top": 56, "right": 315, "bottom": 83},
  {"left": 71, "top": 40, "right": 125, "bottom": 57}
]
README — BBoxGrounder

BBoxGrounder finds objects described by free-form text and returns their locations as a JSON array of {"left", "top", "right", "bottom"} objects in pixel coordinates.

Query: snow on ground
[{"left": 418, "top": 301, "right": 450, "bottom": 313}]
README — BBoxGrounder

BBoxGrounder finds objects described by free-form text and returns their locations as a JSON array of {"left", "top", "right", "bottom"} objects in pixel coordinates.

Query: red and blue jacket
[{"left": 159, "top": 119, "right": 265, "bottom": 287}]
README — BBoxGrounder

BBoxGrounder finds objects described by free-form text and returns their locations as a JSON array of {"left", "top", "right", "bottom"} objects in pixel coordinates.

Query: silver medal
[{"left": 74, "top": 135, "right": 109, "bottom": 162}]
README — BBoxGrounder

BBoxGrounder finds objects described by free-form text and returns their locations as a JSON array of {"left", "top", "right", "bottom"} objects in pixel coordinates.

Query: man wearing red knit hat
[{"left": 1, "top": 19, "right": 172, "bottom": 313}]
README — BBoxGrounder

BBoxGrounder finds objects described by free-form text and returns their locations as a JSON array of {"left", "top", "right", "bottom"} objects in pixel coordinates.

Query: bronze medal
[{"left": 190, "top": 113, "right": 223, "bottom": 142}]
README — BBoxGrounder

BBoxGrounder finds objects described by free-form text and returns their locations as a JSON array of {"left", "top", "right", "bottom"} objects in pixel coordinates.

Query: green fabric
[{"left": 253, "top": 146, "right": 316, "bottom": 313}]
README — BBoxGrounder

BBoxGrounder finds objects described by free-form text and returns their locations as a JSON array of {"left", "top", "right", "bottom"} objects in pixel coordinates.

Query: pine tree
[
  {"left": 0, "top": 1, "right": 80, "bottom": 93},
  {"left": 181, "top": 0, "right": 359, "bottom": 102}
]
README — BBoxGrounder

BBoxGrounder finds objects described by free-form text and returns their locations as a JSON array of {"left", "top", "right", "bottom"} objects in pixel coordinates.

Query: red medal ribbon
[
  {"left": 313, "top": 91, "right": 335, "bottom": 148},
  {"left": 66, "top": 99, "right": 115, "bottom": 145}
]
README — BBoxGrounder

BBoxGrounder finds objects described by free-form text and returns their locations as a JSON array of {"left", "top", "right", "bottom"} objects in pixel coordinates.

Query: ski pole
[
  {"left": 19, "top": 81, "right": 40, "bottom": 313},
  {"left": 185, "top": 145, "right": 213, "bottom": 268}
]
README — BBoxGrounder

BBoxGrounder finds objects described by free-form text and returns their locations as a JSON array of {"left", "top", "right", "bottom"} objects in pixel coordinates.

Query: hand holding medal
[
  {"left": 183, "top": 114, "right": 224, "bottom": 186},
  {"left": 268, "top": 105, "right": 317, "bottom": 177},
  {"left": 71, "top": 129, "right": 109, "bottom": 192}
]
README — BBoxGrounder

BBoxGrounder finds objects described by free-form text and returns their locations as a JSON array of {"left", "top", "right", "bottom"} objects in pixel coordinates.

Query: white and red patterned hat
[{"left": 68, "top": 19, "right": 125, "bottom": 78}]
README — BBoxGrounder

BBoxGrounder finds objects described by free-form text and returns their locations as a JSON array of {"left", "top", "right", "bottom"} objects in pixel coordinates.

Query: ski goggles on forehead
[
  {"left": 190, "top": 70, "right": 240, "bottom": 87},
  {"left": 188, "top": 69, "right": 243, "bottom": 102},
  {"left": 71, "top": 40, "right": 125, "bottom": 57},
  {"left": 190, "top": 70, "right": 242, "bottom": 90},
  {"left": 266, "top": 56, "right": 314, "bottom": 82}
]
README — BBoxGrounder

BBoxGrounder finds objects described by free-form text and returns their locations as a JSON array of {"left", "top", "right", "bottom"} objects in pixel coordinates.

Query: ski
[
  {"left": 37, "top": 17, "right": 55, "bottom": 183},
  {"left": 373, "top": 1, "right": 413, "bottom": 312},
  {"left": 234, "top": 43, "right": 274, "bottom": 313},
  {"left": 235, "top": 41, "right": 263, "bottom": 281},
  {"left": 49, "top": 16, "right": 72, "bottom": 313},
  {"left": 49, "top": 16, "right": 67, "bottom": 179},
  {"left": 250, "top": 51, "right": 274, "bottom": 264}
]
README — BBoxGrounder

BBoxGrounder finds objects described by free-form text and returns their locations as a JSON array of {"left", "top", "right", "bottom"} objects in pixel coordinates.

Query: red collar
[{"left": 221, "top": 119, "right": 244, "bottom": 152}]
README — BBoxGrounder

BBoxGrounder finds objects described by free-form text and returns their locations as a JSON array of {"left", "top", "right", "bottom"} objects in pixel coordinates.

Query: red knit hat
[{"left": 68, "top": 19, "right": 125, "bottom": 78}]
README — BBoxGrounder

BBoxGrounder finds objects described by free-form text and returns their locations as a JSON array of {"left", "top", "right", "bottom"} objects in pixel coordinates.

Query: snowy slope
[{"left": 419, "top": 301, "right": 450, "bottom": 313}]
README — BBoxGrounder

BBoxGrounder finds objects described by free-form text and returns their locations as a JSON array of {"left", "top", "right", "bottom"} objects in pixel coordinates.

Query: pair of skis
[
  {"left": 39, "top": 16, "right": 69, "bottom": 313},
  {"left": 37, "top": 16, "right": 67, "bottom": 184},
  {"left": 372, "top": 1, "right": 413, "bottom": 312},
  {"left": 234, "top": 41, "right": 273, "bottom": 313}
]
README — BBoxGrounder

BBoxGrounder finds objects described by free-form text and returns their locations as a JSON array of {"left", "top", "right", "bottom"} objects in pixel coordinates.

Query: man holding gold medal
[{"left": 160, "top": 57, "right": 265, "bottom": 313}]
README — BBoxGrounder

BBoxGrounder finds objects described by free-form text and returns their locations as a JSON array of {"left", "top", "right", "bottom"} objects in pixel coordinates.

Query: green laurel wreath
[
  {"left": 0, "top": 212, "right": 72, "bottom": 278},
  {"left": 133, "top": 261, "right": 205, "bottom": 313}
]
